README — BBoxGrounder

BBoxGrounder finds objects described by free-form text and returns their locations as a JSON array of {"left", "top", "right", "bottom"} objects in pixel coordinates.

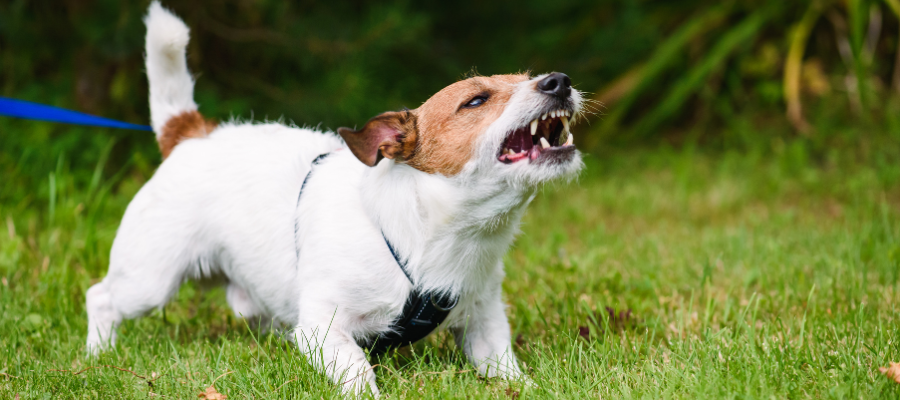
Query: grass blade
[
  {"left": 87, "top": 138, "right": 116, "bottom": 205},
  {"left": 847, "top": 0, "right": 872, "bottom": 111},
  {"left": 634, "top": 9, "right": 770, "bottom": 137},
  {"left": 595, "top": 6, "right": 729, "bottom": 136},
  {"left": 785, "top": 2, "right": 824, "bottom": 135},
  {"left": 884, "top": 0, "right": 900, "bottom": 93}
]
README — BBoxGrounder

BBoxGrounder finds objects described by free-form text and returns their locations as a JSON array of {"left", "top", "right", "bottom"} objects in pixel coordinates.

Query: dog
[{"left": 84, "top": 2, "right": 584, "bottom": 396}]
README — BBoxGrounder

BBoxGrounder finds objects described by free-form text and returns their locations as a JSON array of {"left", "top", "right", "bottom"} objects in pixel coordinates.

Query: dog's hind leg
[
  {"left": 85, "top": 216, "right": 193, "bottom": 355},
  {"left": 226, "top": 283, "right": 278, "bottom": 332},
  {"left": 85, "top": 260, "right": 186, "bottom": 355},
  {"left": 87, "top": 264, "right": 187, "bottom": 354},
  {"left": 86, "top": 261, "right": 186, "bottom": 354},
  {"left": 226, "top": 283, "right": 261, "bottom": 319}
]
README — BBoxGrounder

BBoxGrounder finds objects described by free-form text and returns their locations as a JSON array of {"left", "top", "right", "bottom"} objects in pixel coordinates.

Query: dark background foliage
[{"left": 1, "top": 0, "right": 899, "bottom": 195}]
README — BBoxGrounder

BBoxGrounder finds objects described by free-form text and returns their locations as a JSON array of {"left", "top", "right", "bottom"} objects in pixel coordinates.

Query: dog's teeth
[
  {"left": 530, "top": 119, "right": 538, "bottom": 136},
  {"left": 541, "top": 113, "right": 547, "bottom": 120},
  {"left": 565, "top": 133, "right": 574, "bottom": 146},
  {"left": 551, "top": 111, "right": 557, "bottom": 118},
  {"left": 508, "top": 149, "right": 516, "bottom": 156},
  {"left": 560, "top": 115, "right": 569, "bottom": 136},
  {"left": 540, "top": 137, "right": 550, "bottom": 149}
]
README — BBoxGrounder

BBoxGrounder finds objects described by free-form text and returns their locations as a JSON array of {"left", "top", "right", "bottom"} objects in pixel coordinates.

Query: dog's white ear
[{"left": 338, "top": 111, "right": 418, "bottom": 167}]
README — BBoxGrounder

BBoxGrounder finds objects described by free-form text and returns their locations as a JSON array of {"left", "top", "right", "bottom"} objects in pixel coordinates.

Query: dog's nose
[{"left": 537, "top": 72, "right": 572, "bottom": 99}]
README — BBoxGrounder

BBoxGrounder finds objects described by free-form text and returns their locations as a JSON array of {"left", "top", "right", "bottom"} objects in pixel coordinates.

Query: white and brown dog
[{"left": 85, "top": 2, "right": 584, "bottom": 396}]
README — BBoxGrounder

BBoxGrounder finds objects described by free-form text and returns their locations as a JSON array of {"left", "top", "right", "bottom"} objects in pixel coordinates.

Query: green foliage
[
  {"left": 0, "top": 0, "right": 665, "bottom": 128},
  {"left": 4, "top": 0, "right": 897, "bottom": 158},
  {"left": 633, "top": 7, "right": 769, "bottom": 137}
]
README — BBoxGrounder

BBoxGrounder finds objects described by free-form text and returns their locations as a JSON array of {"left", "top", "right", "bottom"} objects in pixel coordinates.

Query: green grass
[{"left": 1, "top": 125, "right": 899, "bottom": 399}]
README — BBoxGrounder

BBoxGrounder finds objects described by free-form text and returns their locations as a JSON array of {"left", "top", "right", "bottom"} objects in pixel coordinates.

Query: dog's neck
[{"left": 361, "top": 160, "right": 535, "bottom": 295}]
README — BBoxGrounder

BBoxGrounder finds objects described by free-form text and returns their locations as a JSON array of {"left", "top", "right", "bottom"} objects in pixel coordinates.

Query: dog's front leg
[
  {"left": 294, "top": 320, "right": 378, "bottom": 397},
  {"left": 450, "top": 283, "right": 524, "bottom": 380}
]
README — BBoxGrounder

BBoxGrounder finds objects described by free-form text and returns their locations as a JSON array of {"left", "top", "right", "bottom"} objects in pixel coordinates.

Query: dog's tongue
[
  {"left": 499, "top": 145, "right": 543, "bottom": 162},
  {"left": 508, "top": 152, "right": 527, "bottom": 162},
  {"left": 499, "top": 151, "right": 528, "bottom": 162}
]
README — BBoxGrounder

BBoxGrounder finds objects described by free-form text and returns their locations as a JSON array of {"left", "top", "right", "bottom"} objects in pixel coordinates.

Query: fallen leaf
[
  {"left": 602, "top": 306, "right": 635, "bottom": 331},
  {"left": 198, "top": 386, "right": 227, "bottom": 400},
  {"left": 879, "top": 362, "right": 900, "bottom": 384},
  {"left": 505, "top": 386, "right": 520, "bottom": 399},
  {"left": 578, "top": 326, "right": 590, "bottom": 340}
]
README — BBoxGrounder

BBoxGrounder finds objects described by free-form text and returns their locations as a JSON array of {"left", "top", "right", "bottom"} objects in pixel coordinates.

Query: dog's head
[{"left": 338, "top": 72, "right": 584, "bottom": 184}]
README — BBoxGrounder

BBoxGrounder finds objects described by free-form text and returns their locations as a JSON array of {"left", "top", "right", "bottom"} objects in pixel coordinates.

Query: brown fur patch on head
[
  {"left": 406, "top": 73, "right": 529, "bottom": 176},
  {"left": 158, "top": 110, "right": 217, "bottom": 158},
  {"left": 338, "top": 73, "right": 529, "bottom": 175}
]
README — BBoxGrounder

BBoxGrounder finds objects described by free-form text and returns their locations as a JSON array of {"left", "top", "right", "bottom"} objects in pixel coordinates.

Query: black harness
[{"left": 296, "top": 153, "right": 458, "bottom": 356}]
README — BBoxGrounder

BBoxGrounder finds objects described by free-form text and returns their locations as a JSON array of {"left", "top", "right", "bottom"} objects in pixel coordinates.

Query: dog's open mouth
[{"left": 498, "top": 109, "right": 574, "bottom": 164}]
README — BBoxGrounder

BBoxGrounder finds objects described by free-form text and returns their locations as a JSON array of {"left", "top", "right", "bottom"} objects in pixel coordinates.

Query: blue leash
[{"left": 0, "top": 96, "right": 152, "bottom": 131}]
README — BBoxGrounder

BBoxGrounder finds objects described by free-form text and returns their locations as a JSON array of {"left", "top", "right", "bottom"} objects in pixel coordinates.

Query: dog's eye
[{"left": 462, "top": 95, "right": 488, "bottom": 109}]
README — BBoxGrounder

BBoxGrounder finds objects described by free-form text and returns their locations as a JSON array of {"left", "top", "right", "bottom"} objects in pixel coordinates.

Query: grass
[{"left": 1, "top": 120, "right": 899, "bottom": 399}]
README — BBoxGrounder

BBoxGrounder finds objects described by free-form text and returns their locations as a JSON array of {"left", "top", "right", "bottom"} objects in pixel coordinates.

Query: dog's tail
[{"left": 144, "top": 1, "right": 216, "bottom": 158}]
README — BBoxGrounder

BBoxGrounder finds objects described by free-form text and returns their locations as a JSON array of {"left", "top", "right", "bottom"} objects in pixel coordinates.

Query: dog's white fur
[{"left": 85, "top": 2, "right": 584, "bottom": 396}]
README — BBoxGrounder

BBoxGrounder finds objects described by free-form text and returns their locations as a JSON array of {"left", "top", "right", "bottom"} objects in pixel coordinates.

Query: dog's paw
[
  {"left": 340, "top": 376, "right": 380, "bottom": 399},
  {"left": 84, "top": 337, "right": 112, "bottom": 358},
  {"left": 84, "top": 343, "right": 102, "bottom": 358},
  {"left": 477, "top": 360, "right": 526, "bottom": 381}
]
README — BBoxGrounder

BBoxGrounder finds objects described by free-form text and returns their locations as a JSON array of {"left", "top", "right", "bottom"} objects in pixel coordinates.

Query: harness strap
[
  {"left": 298, "top": 153, "right": 332, "bottom": 201},
  {"left": 294, "top": 152, "right": 459, "bottom": 355},
  {"left": 368, "top": 236, "right": 458, "bottom": 355},
  {"left": 294, "top": 153, "right": 332, "bottom": 259},
  {"left": 383, "top": 233, "right": 413, "bottom": 283}
]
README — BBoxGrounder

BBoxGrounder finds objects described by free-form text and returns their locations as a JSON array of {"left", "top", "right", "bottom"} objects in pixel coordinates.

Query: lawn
[{"left": 1, "top": 122, "right": 899, "bottom": 399}]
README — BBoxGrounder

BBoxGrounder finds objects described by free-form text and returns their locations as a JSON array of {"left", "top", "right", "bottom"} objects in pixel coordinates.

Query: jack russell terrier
[{"left": 85, "top": 2, "right": 585, "bottom": 396}]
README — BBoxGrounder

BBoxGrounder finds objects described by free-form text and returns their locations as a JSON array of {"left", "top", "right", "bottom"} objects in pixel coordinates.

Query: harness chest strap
[{"left": 295, "top": 152, "right": 459, "bottom": 355}]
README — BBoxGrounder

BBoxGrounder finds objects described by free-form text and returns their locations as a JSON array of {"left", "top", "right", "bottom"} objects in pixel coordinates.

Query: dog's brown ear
[{"left": 338, "top": 110, "right": 417, "bottom": 167}]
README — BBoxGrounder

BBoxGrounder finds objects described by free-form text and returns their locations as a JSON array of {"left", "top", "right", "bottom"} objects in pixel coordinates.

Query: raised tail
[{"left": 144, "top": 1, "right": 215, "bottom": 158}]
